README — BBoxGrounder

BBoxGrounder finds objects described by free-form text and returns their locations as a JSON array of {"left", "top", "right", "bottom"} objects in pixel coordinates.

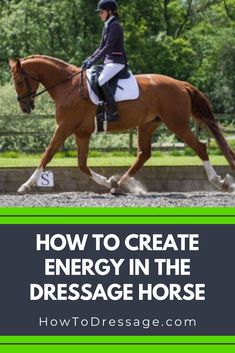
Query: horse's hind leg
[
  {"left": 117, "top": 119, "right": 160, "bottom": 192},
  {"left": 175, "top": 128, "right": 229, "bottom": 191}
]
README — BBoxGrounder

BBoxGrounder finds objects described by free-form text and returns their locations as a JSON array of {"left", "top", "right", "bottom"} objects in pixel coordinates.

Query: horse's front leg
[
  {"left": 18, "top": 123, "right": 73, "bottom": 194},
  {"left": 75, "top": 133, "right": 118, "bottom": 190}
]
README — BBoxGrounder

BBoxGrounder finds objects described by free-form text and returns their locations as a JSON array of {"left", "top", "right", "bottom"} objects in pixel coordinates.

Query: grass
[{"left": 0, "top": 151, "right": 229, "bottom": 168}]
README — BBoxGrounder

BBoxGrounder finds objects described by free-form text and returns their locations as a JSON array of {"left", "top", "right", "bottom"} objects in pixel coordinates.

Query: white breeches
[{"left": 98, "top": 63, "right": 125, "bottom": 86}]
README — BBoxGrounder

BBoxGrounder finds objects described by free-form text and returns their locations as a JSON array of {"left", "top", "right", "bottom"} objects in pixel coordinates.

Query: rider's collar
[{"left": 105, "top": 15, "right": 115, "bottom": 27}]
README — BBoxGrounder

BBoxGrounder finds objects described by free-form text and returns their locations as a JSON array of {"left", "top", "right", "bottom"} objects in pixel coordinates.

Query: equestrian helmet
[{"left": 95, "top": 0, "right": 118, "bottom": 12}]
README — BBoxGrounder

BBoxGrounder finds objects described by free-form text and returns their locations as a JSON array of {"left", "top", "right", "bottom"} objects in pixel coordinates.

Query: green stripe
[
  {"left": 0, "top": 336, "right": 234, "bottom": 343},
  {"left": 1, "top": 207, "right": 235, "bottom": 216},
  {"left": 0, "top": 207, "right": 235, "bottom": 224}
]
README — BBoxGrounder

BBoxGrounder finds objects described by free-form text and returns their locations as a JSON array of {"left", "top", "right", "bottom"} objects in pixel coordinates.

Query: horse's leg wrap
[
  {"left": 210, "top": 175, "right": 228, "bottom": 191},
  {"left": 90, "top": 170, "right": 114, "bottom": 188},
  {"left": 17, "top": 167, "right": 43, "bottom": 194},
  {"left": 203, "top": 161, "right": 232, "bottom": 191},
  {"left": 203, "top": 161, "right": 217, "bottom": 180},
  {"left": 209, "top": 174, "right": 235, "bottom": 192}
]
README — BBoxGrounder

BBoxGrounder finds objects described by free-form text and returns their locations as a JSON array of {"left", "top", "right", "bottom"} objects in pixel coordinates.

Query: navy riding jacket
[{"left": 89, "top": 17, "right": 127, "bottom": 65}]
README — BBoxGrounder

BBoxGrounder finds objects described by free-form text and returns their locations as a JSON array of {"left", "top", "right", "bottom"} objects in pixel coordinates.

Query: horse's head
[{"left": 9, "top": 58, "right": 40, "bottom": 114}]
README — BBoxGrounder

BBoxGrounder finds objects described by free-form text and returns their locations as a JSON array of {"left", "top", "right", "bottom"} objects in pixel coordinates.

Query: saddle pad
[{"left": 86, "top": 68, "right": 139, "bottom": 105}]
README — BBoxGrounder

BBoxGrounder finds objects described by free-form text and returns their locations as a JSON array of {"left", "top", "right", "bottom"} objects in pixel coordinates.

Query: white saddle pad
[{"left": 86, "top": 68, "right": 139, "bottom": 105}]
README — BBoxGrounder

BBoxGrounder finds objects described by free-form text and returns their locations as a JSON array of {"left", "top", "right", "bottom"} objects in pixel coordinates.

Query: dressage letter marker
[{"left": 37, "top": 171, "right": 54, "bottom": 187}]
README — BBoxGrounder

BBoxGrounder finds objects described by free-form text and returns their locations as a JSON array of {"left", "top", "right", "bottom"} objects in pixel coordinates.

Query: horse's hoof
[
  {"left": 108, "top": 176, "right": 119, "bottom": 189},
  {"left": 228, "top": 183, "right": 235, "bottom": 193},
  {"left": 17, "top": 184, "right": 31, "bottom": 195},
  {"left": 210, "top": 175, "right": 228, "bottom": 191},
  {"left": 224, "top": 174, "right": 235, "bottom": 192},
  {"left": 110, "top": 187, "right": 125, "bottom": 196}
]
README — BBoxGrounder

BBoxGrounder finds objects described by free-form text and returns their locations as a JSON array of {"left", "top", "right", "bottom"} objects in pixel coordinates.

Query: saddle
[{"left": 90, "top": 64, "right": 130, "bottom": 100}]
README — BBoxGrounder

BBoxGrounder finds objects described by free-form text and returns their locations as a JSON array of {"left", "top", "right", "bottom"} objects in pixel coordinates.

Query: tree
[
  {"left": 223, "top": 0, "right": 235, "bottom": 21},
  {"left": 1, "top": 0, "right": 235, "bottom": 113}
]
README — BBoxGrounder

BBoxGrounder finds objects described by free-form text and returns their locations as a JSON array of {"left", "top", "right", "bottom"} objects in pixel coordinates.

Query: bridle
[
  {"left": 16, "top": 68, "right": 39, "bottom": 110},
  {"left": 16, "top": 67, "right": 85, "bottom": 109}
]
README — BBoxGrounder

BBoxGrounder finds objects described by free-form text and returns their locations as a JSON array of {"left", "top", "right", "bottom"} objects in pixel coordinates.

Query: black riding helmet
[{"left": 95, "top": 0, "right": 118, "bottom": 12}]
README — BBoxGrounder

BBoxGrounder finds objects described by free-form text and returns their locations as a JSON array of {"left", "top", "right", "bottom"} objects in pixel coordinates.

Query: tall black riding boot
[{"left": 100, "top": 82, "right": 118, "bottom": 122}]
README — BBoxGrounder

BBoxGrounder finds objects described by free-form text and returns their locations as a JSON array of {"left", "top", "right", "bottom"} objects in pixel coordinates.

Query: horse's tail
[{"left": 183, "top": 82, "right": 235, "bottom": 169}]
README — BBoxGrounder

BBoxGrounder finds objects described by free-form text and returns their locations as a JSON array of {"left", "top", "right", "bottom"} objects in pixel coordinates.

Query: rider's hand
[
  {"left": 82, "top": 59, "right": 93, "bottom": 70},
  {"left": 81, "top": 59, "right": 88, "bottom": 68}
]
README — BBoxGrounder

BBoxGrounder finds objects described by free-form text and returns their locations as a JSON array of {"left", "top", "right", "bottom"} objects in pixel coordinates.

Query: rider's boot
[{"left": 100, "top": 82, "right": 119, "bottom": 122}]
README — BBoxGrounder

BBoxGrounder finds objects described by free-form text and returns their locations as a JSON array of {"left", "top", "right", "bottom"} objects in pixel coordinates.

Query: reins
[
  {"left": 34, "top": 68, "right": 85, "bottom": 98},
  {"left": 17, "top": 67, "right": 85, "bottom": 102}
]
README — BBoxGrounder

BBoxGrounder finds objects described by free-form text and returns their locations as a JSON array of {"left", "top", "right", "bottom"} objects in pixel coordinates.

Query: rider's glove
[{"left": 82, "top": 59, "right": 93, "bottom": 70}]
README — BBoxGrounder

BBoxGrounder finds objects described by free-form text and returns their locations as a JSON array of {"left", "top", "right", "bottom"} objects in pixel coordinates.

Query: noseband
[{"left": 16, "top": 68, "right": 40, "bottom": 110}]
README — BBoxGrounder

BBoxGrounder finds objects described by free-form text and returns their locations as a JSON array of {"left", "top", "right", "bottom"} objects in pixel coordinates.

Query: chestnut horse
[{"left": 9, "top": 55, "right": 235, "bottom": 194}]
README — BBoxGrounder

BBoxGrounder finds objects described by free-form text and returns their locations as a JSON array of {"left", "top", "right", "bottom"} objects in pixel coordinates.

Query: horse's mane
[{"left": 21, "top": 55, "right": 73, "bottom": 68}]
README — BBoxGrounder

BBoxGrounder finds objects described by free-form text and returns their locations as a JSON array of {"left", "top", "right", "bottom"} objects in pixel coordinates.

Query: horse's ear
[
  {"left": 16, "top": 58, "right": 21, "bottom": 71},
  {"left": 9, "top": 58, "right": 21, "bottom": 71},
  {"left": 9, "top": 58, "right": 16, "bottom": 69}
]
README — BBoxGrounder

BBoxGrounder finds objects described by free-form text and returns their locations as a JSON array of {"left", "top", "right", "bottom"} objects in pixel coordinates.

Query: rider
[{"left": 82, "top": 0, "right": 128, "bottom": 122}]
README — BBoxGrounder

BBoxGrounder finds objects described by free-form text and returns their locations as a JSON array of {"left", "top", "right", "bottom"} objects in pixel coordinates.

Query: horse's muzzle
[
  {"left": 22, "top": 107, "right": 31, "bottom": 114},
  {"left": 20, "top": 100, "right": 35, "bottom": 114}
]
